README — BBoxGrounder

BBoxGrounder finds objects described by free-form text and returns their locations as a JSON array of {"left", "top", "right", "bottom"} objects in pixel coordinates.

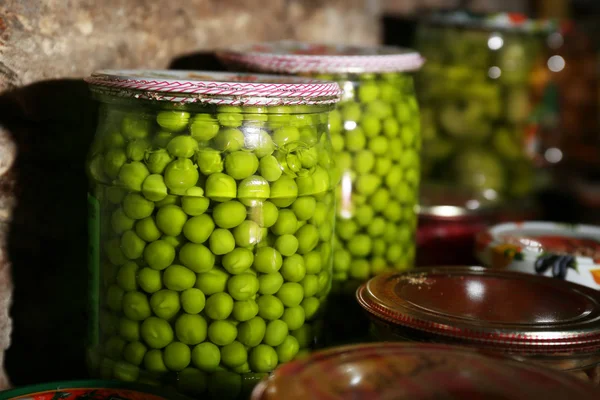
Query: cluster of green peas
[
  {"left": 87, "top": 101, "right": 335, "bottom": 398},
  {"left": 312, "top": 72, "right": 420, "bottom": 290}
]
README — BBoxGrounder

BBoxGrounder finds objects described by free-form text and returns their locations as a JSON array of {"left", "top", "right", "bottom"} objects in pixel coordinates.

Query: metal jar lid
[
  {"left": 218, "top": 41, "right": 425, "bottom": 75},
  {"left": 251, "top": 342, "right": 599, "bottom": 400},
  {"left": 85, "top": 70, "right": 342, "bottom": 105},
  {"left": 356, "top": 267, "right": 600, "bottom": 355}
]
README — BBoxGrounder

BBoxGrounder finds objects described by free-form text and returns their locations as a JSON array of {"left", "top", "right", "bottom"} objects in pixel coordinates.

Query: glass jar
[
  {"left": 218, "top": 42, "right": 424, "bottom": 345},
  {"left": 415, "top": 12, "right": 556, "bottom": 200},
  {"left": 357, "top": 267, "right": 600, "bottom": 384},
  {"left": 250, "top": 343, "right": 600, "bottom": 400},
  {"left": 85, "top": 70, "right": 341, "bottom": 399}
]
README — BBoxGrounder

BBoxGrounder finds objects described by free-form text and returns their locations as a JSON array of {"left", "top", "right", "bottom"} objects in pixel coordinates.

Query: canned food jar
[
  {"left": 85, "top": 70, "right": 342, "bottom": 399},
  {"left": 218, "top": 41, "right": 425, "bottom": 288},
  {"left": 250, "top": 342, "right": 600, "bottom": 400},
  {"left": 416, "top": 183, "right": 500, "bottom": 266},
  {"left": 415, "top": 12, "right": 557, "bottom": 199},
  {"left": 357, "top": 267, "right": 600, "bottom": 384},
  {"left": 476, "top": 221, "right": 600, "bottom": 289}
]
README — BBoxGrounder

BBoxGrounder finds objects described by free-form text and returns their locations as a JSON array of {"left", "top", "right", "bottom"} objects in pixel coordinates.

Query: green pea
[
  {"left": 386, "top": 245, "right": 403, "bottom": 264},
  {"left": 190, "top": 114, "right": 220, "bottom": 141},
  {"left": 371, "top": 257, "right": 388, "bottom": 275},
  {"left": 358, "top": 81, "right": 379, "bottom": 103},
  {"left": 156, "top": 110, "right": 190, "bottom": 132},
  {"left": 222, "top": 248, "right": 254, "bottom": 275},
  {"left": 259, "top": 155, "right": 283, "bottom": 182},
  {"left": 248, "top": 201, "right": 279, "bottom": 228},
  {"left": 361, "top": 115, "right": 382, "bottom": 137},
  {"left": 116, "top": 261, "right": 139, "bottom": 291},
  {"left": 253, "top": 247, "right": 283, "bottom": 274},
  {"left": 120, "top": 230, "right": 146, "bottom": 260},
  {"left": 300, "top": 274, "right": 319, "bottom": 298},
  {"left": 273, "top": 234, "right": 298, "bottom": 257},
  {"left": 118, "top": 161, "right": 150, "bottom": 192},
  {"left": 208, "top": 370, "right": 242, "bottom": 400},
  {"left": 227, "top": 274, "right": 259, "bottom": 301},
  {"left": 106, "top": 186, "right": 127, "bottom": 204},
  {"left": 175, "top": 313, "right": 207, "bottom": 345},
  {"left": 233, "top": 220, "right": 262, "bottom": 248},
  {"left": 276, "top": 335, "right": 300, "bottom": 363},
  {"left": 126, "top": 139, "right": 150, "bottom": 162},
  {"left": 224, "top": 151, "right": 259, "bottom": 180},
  {"left": 155, "top": 194, "right": 180, "bottom": 208},
  {"left": 220, "top": 341, "right": 248, "bottom": 368},
  {"left": 123, "top": 341, "right": 147, "bottom": 366},
  {"left": 272, "top": 126, "right": 300, "bottom": 147},
  {"left": 282, "top": 306, "right": 306, "bottom": 331},
  {"left": 237, "top": 316, "right": 266, "bottom": 347},
  {"left": 372, "top": 238, "right": 386, "bottom": 256},
  {"left": 295, "top": 224, "right": 319, "bottom": 254},
  {"left": 333, "top": 249, "right": 351, "bottom": 273},
  {"left": 123, "top": 193, "right": 155, "bottom": 220},
  {"left": 177, "top": 367, "right": 208, "bottom": 396},
  {"left": 383, "top": 117, "right": 400, "bottom": 137},
  {"left": 271, "top": 209, "right": 297, "bottom": 236},
  {"left": 105, "top": 335, "right": 126, "bottom": 359},
  {"left": 135, "top": 217, "right": 161, "bottom": 242},
  {"left": 208, "top": 320, "right": 237, "bottom": 346},
  {"left": 143, "top": 240, "right": 175, "bottom": 270},
  {"left": 304, "top": 252, "right": 322, "bottom": 274},
  {"left": 137, "top": 267, "right": 162, "bottom": 294},
  {"left": 232, "top": 299, "right": 259, "bottom": 322},
  {"left": 276, "top": 282, "right": 304, "bottom": 307},
  {"left": 349, "top": 259, "right": 370, "bottom": 280},
  {"left": 103, "top": 148, "right": 127, "bottom": 178},
  {"left": 348, "top": 234, "right": 372, "bottom": 257},
  {"left": 153, "top": 131, "right": 175, "bottom": 148},
  {"left": 291, "top": 324, "right": 313, "bottom": 348},
  {"left": 205, "top": 292, "right": 234, "bottom": 320},
  {"left": 195, "top": 268, "right": 230, "bottom": 295},
  {"left": 256, "top": 294, "right": 284, "bottom": 320},
  {"left": 214, "top": 128, "right": 245, "bottom": 151},
  {"left": 249, "top": 344, "right": 278, "bottom": 373},
  {"left": 192, "top": 342, "right": 221, "bottom": 372},
  {"left": 238, "top": 176, "right": 271, "bottom": 206},
  {"left": 145, "top": 149, "right": 174, "bottom": 174},
  {"left": 179, "top": 243, "right": 215, "bottom": 273},
  {"left": 150, "top": 290, "right": 181, "bottom": 320},
  {"left": 164, "top": 158, "right": 199, "bottom": 193},
  {"left": 180, "top": 288, "right": 206, "bottom": 314},
  {"left": 346, "top": 127, "right": 366, "bottom": 151},
  {"left": 163, "top": 265, "right": 196, "bottom": 291},
  {"left": 269, "top": 176, "right": 298, "bottom": 208},
  {"left": 209, "top": 228, "right": 235, "bottom": 255},
  {"left": 213, "top": 201, "right": 246, "bottom": 229},
  {"left": 144, "top": 349, "right": 168, "bottom": 372},
  {"left": 141, "top": 174, "right": 168, "bottom": 202},
  {"left": 281, "top": 254, "right": 306, "bottom": 283},
  {"left": 246, "top": 129, "right": 275, "bottom": 158},
  {"left": 121, "top": 114, "right": 151, "bottom": 139},
  {"left": 111, "top": 208, "right": 135, "bottom": 235},
  {"left": 118, "top": 318, "right": 140, "bottom": 342},
  {"left": 263, "top": 319, "right": 289, "bottom": 347},
  {"left": 122, "top": 291, "right": 151, "bottom": 321},
  {"left": 177, "top": 216, "right": 214, "bottom": 247},
  {"left": 301, "top": 296, "right": 321, "bottom": 321},
  {"left": 291, "top": 197, "right": 316, "bottom": 222},
  {"left": 205, "top": 172, "right": 237, "bottom": 201},
  {"left": 383, "top": 201, "right": 403, "bottom": 222},
  {"left": 341, "top": 102, "right": 362, "bottom": 121},
  {"left": 163, "top": 342, "right": 191, "bottom": 371},
  {"left": 113, "top": 361, "right": 140, "bottom": 382},
  {"left": 106, "top": 284, "right": 125, "bottom": 311},
  {"left": 104, "top": 131, "right": 126, "bottom": 148},
  {"left": 155, "top": 204, "right": 187, "bottom": 236},
  {"left": 161, "top": 234, "right": 185, "bottom": 250}
]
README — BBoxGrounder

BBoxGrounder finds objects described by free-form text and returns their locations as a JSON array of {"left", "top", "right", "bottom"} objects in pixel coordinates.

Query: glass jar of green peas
[
  {"left": 85, "top": 70, "right": 341, "bottom": 399},
  {"left": 218, "top": 42, "right": 424, "bottom": 345}
]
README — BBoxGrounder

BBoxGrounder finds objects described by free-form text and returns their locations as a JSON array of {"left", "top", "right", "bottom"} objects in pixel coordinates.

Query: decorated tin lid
[
  {"left": 251, "top": 342, "right": 599, "bottom": 400},
  {"left": 476, "top": 221, "right": 600, "bottom": 290},
  {"left": 217, "top": 41, "right": 424, "bottom": 74},
  {"left": 356, "top": 267, "right": 600, "bottom": 356},
  {"left": 85, "top": 70, "right": 342, "bottom": 105},
  {"left": 418, "top": 183, "right": 500, "bottom": 218},
  {"left": 0, "top": 380, "right": 191, "bottom": 400}
]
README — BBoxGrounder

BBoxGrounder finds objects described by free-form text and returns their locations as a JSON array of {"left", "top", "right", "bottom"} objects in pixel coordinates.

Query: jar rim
[
  {"left": 217, "top": 41, "right": 424, "bottom": 74},
  {"left": 85, "top": 69, "right": 342, "bottom": 106}
]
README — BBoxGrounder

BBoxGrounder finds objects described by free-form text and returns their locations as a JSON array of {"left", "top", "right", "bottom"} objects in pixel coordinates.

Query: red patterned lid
[
  {"left": 85, "top": 70, "right": 342, "bottom": 105},
  {"left": 356, "top": 267, "right": 600, "bottom": 354},
  {"left": 251, "top": 343, "right": 600, "bottom": 400},
  {"left": 218, "top": 41, "right": 424, "bottom": 74}
]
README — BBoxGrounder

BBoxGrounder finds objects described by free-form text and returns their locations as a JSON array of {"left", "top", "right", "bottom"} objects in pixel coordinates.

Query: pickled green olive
[{"left": 87, "top": 100, "right": 335, "bottom": 396}]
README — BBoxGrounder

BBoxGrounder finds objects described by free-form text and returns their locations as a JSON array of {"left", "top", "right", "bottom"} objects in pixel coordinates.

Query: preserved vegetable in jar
[{"left": 85, "top": 70, "right": 341, "bottom": 399}]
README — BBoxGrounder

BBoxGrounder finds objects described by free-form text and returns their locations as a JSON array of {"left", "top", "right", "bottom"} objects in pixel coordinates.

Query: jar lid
[
  {"left": 0, "top": 380, "right": 190, "bottom": 399},
  {"left": 476, "top": 221, "right": 600, "bottom": 290},
  {"left": 426, "top": 11, "right": 558, "bottom": 33},
  {"left": 417, "top": 183, "right": 500, "bottom": 218},
  {"left": 85, "top": 70, "right": 342, "bottom": 106},
  {"left": 251, "top": 342, "right": 599, "bottom": 400},
  {"left": 356, "top": 267, "right": 600, "bottom": 354},
  {"left": 217, "top": 41, "right": 424, "bottom": 74}
]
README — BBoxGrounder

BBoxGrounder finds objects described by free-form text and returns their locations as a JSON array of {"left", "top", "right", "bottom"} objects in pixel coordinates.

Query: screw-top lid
[
  {"left": 218, "top": 41, "right": 425, "bottom": 74},
  {"left": 417, "top": 183, "right": 501, "bottom": 218},
  {"left": 251, "top": 342, "right": 600, "bottom": 400},
  {"left": 357, "top": 267, "right": 600, "bottom": 355},
  {"left": 85, "top": 70, "right": 342, "bottom": 106}
]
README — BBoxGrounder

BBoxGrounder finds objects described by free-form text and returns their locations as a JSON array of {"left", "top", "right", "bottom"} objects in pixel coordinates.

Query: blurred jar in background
[{"left": 415, "top": 12, "right": 557, "bottom": 200}]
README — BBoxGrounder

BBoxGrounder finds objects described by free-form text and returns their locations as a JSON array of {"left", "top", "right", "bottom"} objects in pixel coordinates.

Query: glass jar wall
[
  {"left": 415, "top": 13, "right": 555, "bottom": 199},
  {"left": 85, "top": 70, "right": 341, "bottom": 399}
]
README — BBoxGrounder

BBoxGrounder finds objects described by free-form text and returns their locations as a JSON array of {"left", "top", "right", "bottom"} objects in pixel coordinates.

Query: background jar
[
  {"left": 415, "top": 13, "right": 556, "bottom": 200},
  {"left": 85, "top": 70, "right": 341, "bottom": 399}
]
